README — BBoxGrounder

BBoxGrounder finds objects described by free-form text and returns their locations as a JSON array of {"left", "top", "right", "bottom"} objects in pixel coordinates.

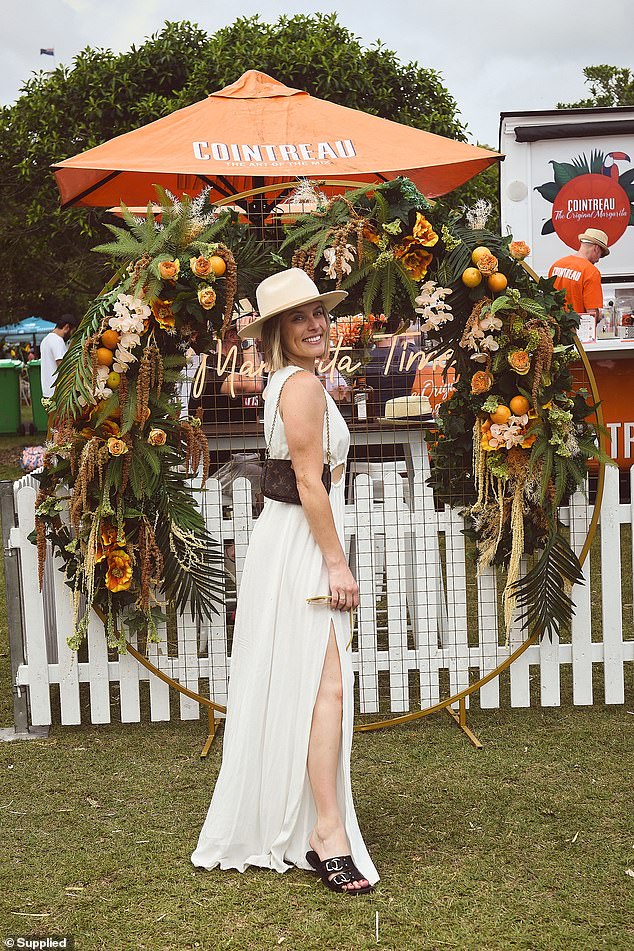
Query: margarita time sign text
[{"left": 191, "top": 333, "right": 449, "bottom": 400}]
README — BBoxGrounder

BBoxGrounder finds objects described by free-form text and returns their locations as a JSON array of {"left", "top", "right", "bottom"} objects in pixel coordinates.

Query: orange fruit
[
  {"left": 100, "top": 329, "right": 120, "bottom": 350},
  {"left": 471, "top": 246, "right": 491, "bottom": 264},
  {"left": 509, "top": 395, "right": 530, "bottom": 416},
  {"left": 462, "top": 267, "right": 483, "bottom": 288},
  {"left": 490, "top": 404, "right": 511, "bottom": 425},
  {"left": 487, "top": 272, "right": 508, "bottom": 293},
  {"left": 209, "top": 255, "right": 227, "bottom": 277},
  {"left": 101, "top": 330, "right": 120, "bottom": 350},
  {"left": 96, "top": 347, "right": 114, "bottom": 367},
  {"left": 107, "top": 371, "right": 121, "bottom": 389}
]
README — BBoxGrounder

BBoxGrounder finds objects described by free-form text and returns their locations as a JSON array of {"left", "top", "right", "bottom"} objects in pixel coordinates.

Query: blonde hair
[{"left": 261, "top": 308, "right": 331, "bottom": 372}]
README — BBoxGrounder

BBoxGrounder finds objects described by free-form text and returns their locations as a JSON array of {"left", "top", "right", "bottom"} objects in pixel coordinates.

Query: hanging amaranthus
[
  {"left": 291, "top": 246, "right": 317, "bottom": 280},
  {"left": 138, "top": 517, "right": 164, "bottom": 613},
  {"left": 215, "top": 246, "right": 238, "bottom": 339},
  {"left": 180, "top": 418, "right": 210, "bottom": 486},
  {"left": 503, "top": 480, "right": 527, "bottom": 642}
]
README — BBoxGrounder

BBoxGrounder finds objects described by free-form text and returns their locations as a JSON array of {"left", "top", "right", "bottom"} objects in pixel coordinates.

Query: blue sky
[{"left": 3, "top": 0, "right": 631, "bottom": 146}]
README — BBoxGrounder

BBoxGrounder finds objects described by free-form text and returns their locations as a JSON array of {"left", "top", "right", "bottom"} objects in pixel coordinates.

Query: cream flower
[
  {"left": 480, "top": 335, "right": 500, "bottom": 352},
  {"left": 109, "top": 313, "right": 146, "bottom": 335},
  {"left": 119, "top": 332, "right": 141, "bottom": 349},
  {"left": 93, "top": 364, "right": 113, "bottom": 400},
  {"left": 479, "top": 315, "right": 503, "bottom": 333},
  {"left": 415, "top": 282, "right": 453, "bottom": 332},
  {"left": 322, "top": 245, "right": 355, "bottom": 280},
  {"left": 114, "top": 293, "right": 151, "bottom": 319}
]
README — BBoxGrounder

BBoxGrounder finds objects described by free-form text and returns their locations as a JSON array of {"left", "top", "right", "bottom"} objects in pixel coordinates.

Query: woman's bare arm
[{"left": 281, "top": 372, "right": 358, "bottom": 611}]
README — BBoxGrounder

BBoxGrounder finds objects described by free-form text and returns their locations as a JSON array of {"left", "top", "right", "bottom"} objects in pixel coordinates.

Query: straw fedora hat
[
  {"left": 237, "top": 268, "right": 347, "bottom": 339},
  {"left": 578, "top": 228, "right": 610, "bottom": 257}
]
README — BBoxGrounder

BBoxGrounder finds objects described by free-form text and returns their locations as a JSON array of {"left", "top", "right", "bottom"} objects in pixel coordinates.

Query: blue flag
[{"left": 40, "top": 48, "right": 54, "bottom": 56}]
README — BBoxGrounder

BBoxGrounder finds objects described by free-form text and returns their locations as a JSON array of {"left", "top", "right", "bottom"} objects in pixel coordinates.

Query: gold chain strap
[{"left": 266, "top": 369, "right": 331, "bottom": 465}]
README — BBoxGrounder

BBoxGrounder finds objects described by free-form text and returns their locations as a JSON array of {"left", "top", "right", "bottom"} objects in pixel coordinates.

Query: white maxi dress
[{"left": 191, "top": 365, "right": 379, "bottom": 885}]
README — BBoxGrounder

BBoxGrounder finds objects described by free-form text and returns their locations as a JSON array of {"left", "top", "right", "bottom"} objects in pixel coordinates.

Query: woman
[{"left": 191, "top": 269, "right": 379, "bottom": 894}]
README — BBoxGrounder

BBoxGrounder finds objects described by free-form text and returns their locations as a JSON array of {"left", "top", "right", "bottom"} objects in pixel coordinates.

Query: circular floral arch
[{"left": 34, "top": 179, "right": 607, "bottom": 729}]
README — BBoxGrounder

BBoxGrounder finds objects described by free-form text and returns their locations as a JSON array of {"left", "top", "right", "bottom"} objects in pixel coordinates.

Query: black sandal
[{"left": 305, "top": 850, "right": 374, "bottom": 895}]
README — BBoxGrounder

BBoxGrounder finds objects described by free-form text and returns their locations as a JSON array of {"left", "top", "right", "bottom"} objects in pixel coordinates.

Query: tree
[
  {"left": 558, "top": 65, "right": 634, "bottom": 108},
  {"left": 0, "top": 20, "right": 209, "bottom": 324},
  {"left": 0, "top": 14, "right": 493, "bottom": 325}
]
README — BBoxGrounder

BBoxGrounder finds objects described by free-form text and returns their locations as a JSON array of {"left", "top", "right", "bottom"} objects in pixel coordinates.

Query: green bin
[
  {"left": 27, "top": 359, "right": 48, "bottom": 432},
  {"left": 0, "top": 359, "right": 23, "bottom": 434}
]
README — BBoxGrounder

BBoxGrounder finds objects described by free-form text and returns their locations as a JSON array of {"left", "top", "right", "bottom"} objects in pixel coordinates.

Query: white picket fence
[{"left": 5, "top": 464, "right": 633, "bottom": 728}]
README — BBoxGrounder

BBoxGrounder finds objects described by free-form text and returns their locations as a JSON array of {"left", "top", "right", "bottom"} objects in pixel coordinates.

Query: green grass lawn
[
  {"left": 0, "top": 709, "right": 632, "bottom": 951},
  {"left": 1, "top": 424, "right": 632, "bottom": 950}
]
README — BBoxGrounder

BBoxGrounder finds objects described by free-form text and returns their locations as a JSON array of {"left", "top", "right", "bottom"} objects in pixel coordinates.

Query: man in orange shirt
[{"left": 548, "top": 228, "right": 609, "bottom": 317}]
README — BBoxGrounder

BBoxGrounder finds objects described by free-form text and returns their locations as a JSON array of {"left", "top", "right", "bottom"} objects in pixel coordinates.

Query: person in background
[
  {"left": 177, "top": 344, "right": 201, "bottom": 419},
  {"left": 319, "top": 364, "right": 351, "bottom": 404},
  {"left": 548, "top": 228, "right": 609, "bottom": 318},
  {"left": 193, "top": 320, "right": 264, "bottom": 473},
  {"left": 40, "top": 314, "right": 79, "bottom": 398}
]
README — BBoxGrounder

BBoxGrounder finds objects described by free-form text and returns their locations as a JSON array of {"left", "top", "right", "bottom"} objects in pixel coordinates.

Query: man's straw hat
[
  {"left": 578, "top": 228, "right": 610, "bottom": 257},
  {"left": 237, "top": 268, "right": 347, "bottom": 339}
]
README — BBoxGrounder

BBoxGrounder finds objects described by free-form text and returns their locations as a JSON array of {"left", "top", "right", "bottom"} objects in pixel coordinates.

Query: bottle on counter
[
  {"left": 596, "top": 307, "right": 616, "bottom": 339},
  {"left": 352, "top": 378, "right": 375, "bottom": 423}
]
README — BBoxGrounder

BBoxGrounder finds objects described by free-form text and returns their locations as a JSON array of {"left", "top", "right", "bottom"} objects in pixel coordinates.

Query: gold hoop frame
[{"left": 114, "top": 197, "right": 605, "bottom": 748}]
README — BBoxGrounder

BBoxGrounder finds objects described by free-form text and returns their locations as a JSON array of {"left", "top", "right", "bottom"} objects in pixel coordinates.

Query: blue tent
[{"left": 1, "top": 317, "right": 56, "bottom": 347}]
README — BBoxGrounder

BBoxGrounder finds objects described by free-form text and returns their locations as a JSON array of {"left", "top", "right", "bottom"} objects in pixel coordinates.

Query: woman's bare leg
[{"left": 307, "top": 625, "right": 368, "bottom": 890}]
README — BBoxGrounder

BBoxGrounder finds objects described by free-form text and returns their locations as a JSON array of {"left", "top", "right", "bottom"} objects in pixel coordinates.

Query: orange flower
[
  {"left": 471, "top": 370, "right": 494, "bottom": 395},
  {"left": 107, "top": 437, "right": 128, "bottom": 456},
  {"left": 190, "top": 255, "right": 213, "bottom": 278},
  {"left": 480, "top": 427, "right": 497, "bottom": 451},
  {"left": 148, "top": 428, "right": 167, "bottom": 446},
  {"left": 476, "top": 252, "right": 499, "bottom": 276},
  {"left": 509, "top": 240, "right": 530, "bottom": 261},
  {"left": 101, "top": 524, "right": 118, "bottom": 548},
  {"left": 159, "top": 259, "right": 180, "bottom": 281},
  {"left": 198, "top": 286, "right": 217, "bottom": 310},
  {"left": 412, "top": 213, "right": 439, "bottom": 248},
  {"left": 363, "top": 224, "right": 381, "bottom": 246},
  {"left": 105, "top": 549, "right": 133, "bottom": 593},
  {"left": 394, "top": 238, "right": 433, "bottom": 280},
  {"left": 151, "top": 299, "right": 176, "bottom": 332},
  {"left": 520, "top": 433, "right": 537, "bottom": 449},
  {"left": 508, "top": 350, "right": 531, "bottom": 375},
  {"left": 95, "top": 522, "right": 126, "bottom": 563},
  {"left": 100, "top": 419, "right": 120, "bottom": 437}
]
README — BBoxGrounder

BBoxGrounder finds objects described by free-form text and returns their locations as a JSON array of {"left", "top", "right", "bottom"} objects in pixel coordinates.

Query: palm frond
[
  {"left": 340, "top": 256, "right": 378, "bottom": 290},
  {"left": 539, "top": 445, "right": 554, "bottom": 502},
  {"left": 362, "top": 267, "right": 381, "bottom": 315},
  {"left": 153, "top": 464, "right": 224, "bottom": 621},
  {"left": 446, "top": 241, "right": 472, "bottom": 279},
  {"left": 509, "top": 528, "right": 584, "bottom": 641},
  {"left": 381, "top": 259, "right": 396, "bottom": 316},
  {"left": 373, "top": 192, "right": 390, "bottom": 225},
  {"left": 54, "top": 290, "right": 119, "bottom": 420},
  {"left": 392, "top": 260, "right": 420, "bottom": 310}
]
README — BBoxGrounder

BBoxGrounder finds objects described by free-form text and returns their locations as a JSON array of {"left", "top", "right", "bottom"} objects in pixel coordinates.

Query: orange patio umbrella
[{"left": 53, "top": 70, "right": 501, "bottom": 209}]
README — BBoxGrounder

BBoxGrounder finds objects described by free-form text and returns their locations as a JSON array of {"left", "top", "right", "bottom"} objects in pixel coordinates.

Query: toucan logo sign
[{"left": 535, "top": 150, "right": 634, "bottom": 251}]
